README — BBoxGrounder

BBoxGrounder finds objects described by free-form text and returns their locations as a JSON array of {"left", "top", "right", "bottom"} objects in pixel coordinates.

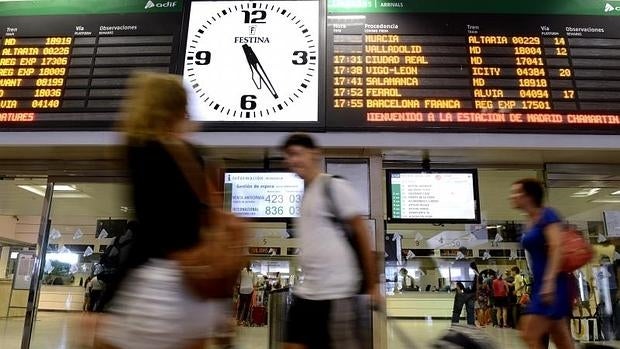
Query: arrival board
[{"left": 326, "top": 9, "right": 620, "bottom": 132}]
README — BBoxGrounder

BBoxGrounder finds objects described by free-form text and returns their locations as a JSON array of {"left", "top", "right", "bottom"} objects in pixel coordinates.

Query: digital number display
[
  {"left": 0, "top": 4, "right": 181, "bottom": 128},
  {"left": 223, "top": 172, "right": 305, "bottom": 219},
  {"left": 327, "top": 11, "right": 620, "bottom": 132},
  {"left": 0, "top": 36, "right": 71, "bottom": 113}
]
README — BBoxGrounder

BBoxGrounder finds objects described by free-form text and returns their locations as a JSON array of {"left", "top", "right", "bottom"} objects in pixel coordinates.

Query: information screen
[
  {"left": 0, "top": 0, "right": 183, "bottom": 129},
  {"left": 327, "top": 0, "right": 620, "bottom": 132},
  {"left": 387, "top": 170, "right": 480, "bottom": 223},
  {"left": 223, "top": 172, "right": 304, "bottom": 219}
]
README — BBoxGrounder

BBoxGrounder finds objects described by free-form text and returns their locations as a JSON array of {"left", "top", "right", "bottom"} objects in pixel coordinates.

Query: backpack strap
[
  {"left": 323, "top": 174, "right": 344, "bottom": 226},
  {"left": 322, "top": 174, "right": 368, "bottom": 294},
  {"left": 323, "top": 174, "right": 355, "bottom": 238}
]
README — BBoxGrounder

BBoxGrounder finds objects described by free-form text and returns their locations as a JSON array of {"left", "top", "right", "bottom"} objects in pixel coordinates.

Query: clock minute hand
[{"left": 242, "top": 44, "right": 278, "bottom": 99}]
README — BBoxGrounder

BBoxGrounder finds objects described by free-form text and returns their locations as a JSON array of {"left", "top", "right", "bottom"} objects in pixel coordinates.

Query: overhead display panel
[
  {"left": 0, "top": 0, "right": 183, "bottom": 130},
  {"left": 223, "top": 171, "right": 304, "bottom": 220},
  {"left": 386, "top": 169, "right": 480, "bottom": 224},
  {"left": 182, "top": 0, "right": 323, "bottom": 129},
  {"left": 326, "top": 0, "right": 620, "bottom": 132}
]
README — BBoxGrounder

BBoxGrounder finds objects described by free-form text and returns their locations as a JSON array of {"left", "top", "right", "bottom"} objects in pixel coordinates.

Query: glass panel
[
  {"left": 29, "top": 182, "right": 131, "bottom": 349},
  {"left": 548, "top": 185, "right": 620, "bottom": 342},
  {"left": 385, "top": 169, "right": 540, "bottom": 347},
  {"left": 0, "top": 178, "right": 45, "bottom": 349},
  {"left": 326, "top": 160, "right": 371, "bottom": 216},
  {"left": 386, "top": 168, "right": 620, "bottom": 348}
]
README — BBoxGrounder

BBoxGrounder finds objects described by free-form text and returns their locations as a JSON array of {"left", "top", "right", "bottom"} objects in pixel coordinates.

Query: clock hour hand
[{"left": 242, "top": 44, "right": 278, "bottom": 99}]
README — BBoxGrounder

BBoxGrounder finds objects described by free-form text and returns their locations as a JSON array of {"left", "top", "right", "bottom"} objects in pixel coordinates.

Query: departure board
[
  {"left": 326, "top": 5, "right": 620, "bottom": 132},
  {"left": 0, "top": 0, "right": 182, "bottom": 129}
]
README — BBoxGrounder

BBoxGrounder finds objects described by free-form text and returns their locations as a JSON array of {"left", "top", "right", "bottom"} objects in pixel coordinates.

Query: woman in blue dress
[{"left": 510, "top": 178, "right": 574, "bottom": 349}]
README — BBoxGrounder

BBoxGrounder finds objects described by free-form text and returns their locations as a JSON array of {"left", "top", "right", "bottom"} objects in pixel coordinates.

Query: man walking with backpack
[{"left": 281, "top": 133, "right": 380, "bottom": 349}]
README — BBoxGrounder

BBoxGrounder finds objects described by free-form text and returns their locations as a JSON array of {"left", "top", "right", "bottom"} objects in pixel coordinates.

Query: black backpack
[
  {"left": 93, "top": 221, "right": 138, "bottom": 311},
  {"left": 322, "top": 175, "right": 369, "bottom": 294}
]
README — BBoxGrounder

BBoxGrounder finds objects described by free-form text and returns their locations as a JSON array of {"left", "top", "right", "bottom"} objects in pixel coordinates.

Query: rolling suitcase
[
  {"left": 251, "top": 305, "right": 267, "bottom": 326},
  {"left": 390, "top": 320, "right": 497, "bottom": 349},
  {"left": 250, "top": 291, "right": 267, "bottom": 326}
]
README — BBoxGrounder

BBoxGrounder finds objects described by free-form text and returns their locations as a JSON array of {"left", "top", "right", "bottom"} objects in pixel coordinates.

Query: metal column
[
  {"left": 369, "top": 155, "right": 387, "bottom": 349},
  {"left": 21, "top": 181, "right": 53, "bottom": 349}
]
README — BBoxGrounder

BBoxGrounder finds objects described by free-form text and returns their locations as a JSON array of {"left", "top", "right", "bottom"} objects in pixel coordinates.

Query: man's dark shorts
[{"left": 286, "top": 295, "right": 361, "bottom": 349}]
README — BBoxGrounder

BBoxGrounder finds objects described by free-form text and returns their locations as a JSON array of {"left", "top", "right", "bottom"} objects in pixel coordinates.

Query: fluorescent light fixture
[
  {"left": 54, "top": 185, "right": 76, "bottom": 192},
  {"left": 54, "top": 193, "right": 91, "bottom": 199},
  {"left": 18, "top": 185, "right": 89, "bottom": 198},
  {"left": 571, "top": 188, "right": 601, "bottom": 198},
  {"left": 47, "top": 252, "right": 78, "bottom": 265},
  {"left": 611, "top": 190, "right": 620, "bottom": 196},
  {"left": 120, "top": 206, "right": 135, "bottom": 213},
  {"left": 18, "top": 185, "right": 46, "bottom": 197},
  {"left": 591, "top": 199, "right": 620, "bottom": 203}
]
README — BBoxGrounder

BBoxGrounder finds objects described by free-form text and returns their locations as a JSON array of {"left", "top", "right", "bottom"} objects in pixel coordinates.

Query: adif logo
[
  {"left": 145, "top": 0, "right": 177, "bottom": 9},
  {"left": 605, "top": 3, "right": 620, "bottom": 12}
]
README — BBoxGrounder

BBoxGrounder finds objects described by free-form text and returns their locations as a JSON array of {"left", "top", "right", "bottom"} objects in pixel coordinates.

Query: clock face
[{"left": 183, "top": 1, "right": 319, "bottom": 122}]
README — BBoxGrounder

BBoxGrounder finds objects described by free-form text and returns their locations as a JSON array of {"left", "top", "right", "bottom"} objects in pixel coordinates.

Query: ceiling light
[
  {"left": 47, "top": 252, "right": 79, "bottom": 265},
  {"left": 18, "top": 185, "right": 89, "bottom": 198},
  {"left": 120, "top": 206, "right": 135, "bottom": 213},
  {"left": 54, "top": 185, "right": 77, "bottom": 192},
  {"left": 611, "top": 190, "right": 620, "bottom": 196},
  {"left": 571, "top": 188, "right": 601, "bottom": 198},
  {"left": 591, "top": 199, "right": 620, "bottom": 203},
  {"left": 55, "top": 193, "right": 91, "bottom": 199},
  {"left": 18, "top": 185, "right": 46, "bottom": 197}
]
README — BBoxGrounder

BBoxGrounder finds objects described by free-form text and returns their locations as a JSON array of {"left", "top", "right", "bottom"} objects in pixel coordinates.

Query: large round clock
[{"left": 183, "top": 1, "right": 320, "bottom": 122}]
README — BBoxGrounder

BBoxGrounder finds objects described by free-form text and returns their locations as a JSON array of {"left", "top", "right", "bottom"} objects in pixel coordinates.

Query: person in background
[
  {"left": 261, "top": 275, "right": 272, "bottom": 307},
  {"left": 487, "top": 274, "right": 498, "bottom": 327},
  {"left": 512, "top": 266, "right": 526, "bottom": 325},
  {"left": 400, "top": 268, "right": 415, "bottom": 292},
  {"left": 237, "top": 266, "right": 255, "bottom": 325},
  {"left": 476, "top": 273, "right": 491, "bottom": 327},
  {"left": 274, "top": 272, "right": 283, "bottom": 289},
  {"left": 87, "top": 275, "right": 105, "bottom": 312},
  {"left": 281, "top": 133, "right": 379, "bottom": 349},
  {"left": 452, "top": 281, "right": 476, "bottom": 326},
  {"left": 510, "top": 178, "right": 574, "bottom": 349},
  {"left": 504, "top": 268, "right": 516, "bottom": 328},
  {"left": 95, "top": 72, "right": 238, "bottom": 349},
  {"left": 492, "top": 274, "right": 509, "bottom": 328},
  {"left": 83, "top": 275, "right": 93, "bottom": 312}
]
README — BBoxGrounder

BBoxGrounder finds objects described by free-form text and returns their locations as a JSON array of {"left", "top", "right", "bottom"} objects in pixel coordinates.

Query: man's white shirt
[{"left": 294, "top": 174, "right": 365, "bottom": 300}]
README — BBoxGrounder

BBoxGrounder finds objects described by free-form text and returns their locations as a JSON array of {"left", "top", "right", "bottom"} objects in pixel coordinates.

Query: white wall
[{"left": 0, "top": 215, "right": 18, "bottom": 241}]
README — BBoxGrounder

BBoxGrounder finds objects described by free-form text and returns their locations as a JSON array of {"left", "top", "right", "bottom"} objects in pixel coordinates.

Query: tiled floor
[{"left": 1, "top": 312, "right": 620, "bottom": 348}]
